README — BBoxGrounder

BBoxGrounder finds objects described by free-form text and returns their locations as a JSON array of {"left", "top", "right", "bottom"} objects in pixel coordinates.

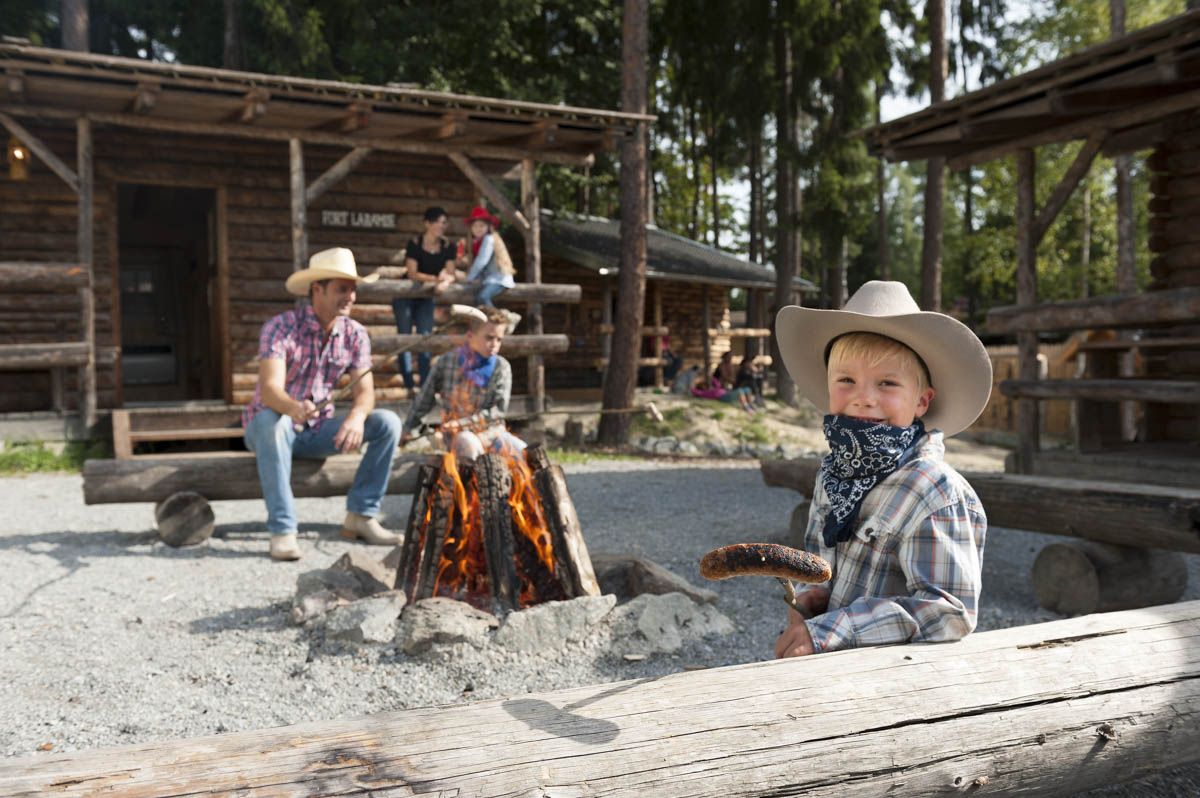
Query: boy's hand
[
  {"left": 794, "top": 585, "right": 831, "bottom": 619},
  {"left": 775, "top": 608, "right": 815, "bottom": 658}
]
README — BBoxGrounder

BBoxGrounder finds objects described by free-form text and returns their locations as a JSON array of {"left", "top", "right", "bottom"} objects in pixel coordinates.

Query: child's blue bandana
[
  {"left": 457, "top": 344, "right": 497, "bottom": 388},
  {"left": 820, "top": 414, "right": 925, "bottom": 548}
]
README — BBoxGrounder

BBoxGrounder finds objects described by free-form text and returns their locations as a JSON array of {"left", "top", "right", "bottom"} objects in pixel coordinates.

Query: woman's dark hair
[{"left": 423, "top": 206, "right": 447, "bottom": 222}]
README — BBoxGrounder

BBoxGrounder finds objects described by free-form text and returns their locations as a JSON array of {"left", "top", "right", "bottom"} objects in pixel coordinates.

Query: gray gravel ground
[{"left": 1, "top": 459, "right": 1198, "bottom": 796}]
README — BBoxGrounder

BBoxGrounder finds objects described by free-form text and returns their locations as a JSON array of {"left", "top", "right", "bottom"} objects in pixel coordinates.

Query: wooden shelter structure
[
  {"left": 864, "top": 9, "right": 1200, "bottom": 487},
  {"left": 526, "top": 211, "right": 816, "bottom": 391},
  {"left": 0, "top": 43, "right": 650, "bottom": 438}
]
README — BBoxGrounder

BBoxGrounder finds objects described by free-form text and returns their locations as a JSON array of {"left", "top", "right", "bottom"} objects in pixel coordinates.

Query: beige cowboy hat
[
  {"left": 775, "top": 280, "right": 993, "bottom": 436},
  {"left": 284, "top": 247, "right": 380, "bottom": 296}
]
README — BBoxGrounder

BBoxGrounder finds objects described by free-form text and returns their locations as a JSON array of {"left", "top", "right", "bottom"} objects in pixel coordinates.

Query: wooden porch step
[
  {"left": 999, "top": 378, "right": 1200, "bottom": 403},
  {"left": 112, "top": 406, "right": 245, "bottom": 459},
  {"left": 129, "top": 427, "right": 245, "bottom": 443}
]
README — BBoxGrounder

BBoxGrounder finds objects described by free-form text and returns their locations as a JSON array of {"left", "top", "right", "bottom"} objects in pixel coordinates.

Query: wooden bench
[
  {"left": 4, "top": 600, "right": 1200, "bottom": 797},
  {"left": 110, "top": 405, "right": 245, "bottom": 459}
]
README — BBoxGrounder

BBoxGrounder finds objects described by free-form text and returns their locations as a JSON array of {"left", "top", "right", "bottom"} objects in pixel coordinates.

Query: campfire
[{"left": 394, "top": 443, "right": 600, "bottom": 613}]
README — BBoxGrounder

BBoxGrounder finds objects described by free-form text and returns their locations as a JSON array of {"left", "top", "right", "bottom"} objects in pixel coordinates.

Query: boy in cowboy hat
[
  {"left": 771, "top": 280, "right": 993, "bottom": 657},
  {"left": 242, "top": 247, "right": 403, "bottom": 561}
]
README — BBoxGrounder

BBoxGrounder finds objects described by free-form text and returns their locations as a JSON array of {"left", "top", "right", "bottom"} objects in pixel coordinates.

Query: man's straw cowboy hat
[
  {"left": 775, "top": 280, "right": 993, "bottom": 436},
  {"left": 285, "top": 247, "right": 380, "bottom": 296}
]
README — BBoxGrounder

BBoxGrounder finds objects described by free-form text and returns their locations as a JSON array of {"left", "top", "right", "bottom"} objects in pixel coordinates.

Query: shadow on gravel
[{"left": 187, "top": 601, "right": 291, "bottom": 635}]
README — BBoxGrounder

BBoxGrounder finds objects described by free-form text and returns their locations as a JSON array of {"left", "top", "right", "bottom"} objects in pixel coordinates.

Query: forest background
[{"left": 1, "top": 0, "right": 1187, "bottom": 325}]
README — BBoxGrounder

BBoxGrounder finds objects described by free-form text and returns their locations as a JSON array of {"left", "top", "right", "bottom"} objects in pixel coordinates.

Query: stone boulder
[
  {"left": 590, "top": 553, "right": 718, "bottom": 605},
  {"left": 605, "top": 592, "right": 734, "bottom": 656},
  {"left": 330, "top": 549, "right": 393, "bottom": 595},
  {"left": 323, "top": 591, "right": 407, "bottom": 644},
  {"left": 493, "top": 595, "right": 617, "bottom": 653},
  {"left": 397, "top": 597, "right": 499, "bottom": 655}
]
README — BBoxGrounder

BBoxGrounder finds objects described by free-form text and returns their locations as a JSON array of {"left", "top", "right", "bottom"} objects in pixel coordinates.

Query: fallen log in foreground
[
  {"left": 760, "top": 457, "right": 1200, "bottom": 553},
  {"left": 4, "top": 602, "right": 1200, "bottom": 797},
  {"left": 83, "top": 452, "right": 435, "bottom": 504}
]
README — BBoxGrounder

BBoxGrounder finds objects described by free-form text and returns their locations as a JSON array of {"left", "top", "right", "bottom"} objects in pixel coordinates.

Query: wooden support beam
[
  {"left": 6, "top": 602, "right": 1200, "bottom": 796},
  {"left": 0, "top": 111, "right": 78, "bottom": 193},
  {"left": 421, "top": 113, "right": 466, "bottom": 141},
  {"left": 233, "top": 87, "right": 269, "bottom": 123},
  {"left": 354, "top": 280, "right": 580, "bottom": 306},
  {"left": 321, "top": 100, "right": 371, "bottom": 133},
  {"left": 985, "top": 286, "right": 1200, "bottom": 335},
  {"left": 447, "top": 151, "right": 531, "bottom": 233},
  {"left": 1032, "top": 132, "right": 1104, "bottom": 244},
  {"left": 3, "top": 104, "right": 597, "bottom": 168},
  {"left": 77, "top": 116, "right": 96, "bottom": 432},
  {"left": 1103, "top": 120, "right": 1175, "bottom": 156},
  {"left": 305, "top": 146, "right": 372, "bottom": 205},
  {"left": 288, "top": 138, "right": 306, "bottom": 273},
  {"left": 129, "top": 80, "right": 159, "bottom": 114},
  {"left": 761, "top": 458, "right": 1200, "bottom": 553},
  {"left": 5, "top": 67, "right": 25, "bottom": 102},
  {"left": 82, "top": 452, "right": 434, "bottom": 505},
  {"left": 521, "top": 158, "right": 545, "bottom": 412},
  {"left": 1015, "top": 148, "right": 1038, "bottom": 474}
]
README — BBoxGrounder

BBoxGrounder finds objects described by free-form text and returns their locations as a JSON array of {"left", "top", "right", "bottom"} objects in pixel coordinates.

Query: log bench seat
[
  {"left": 4, "top": 600, "right": 1200, "bottom": 797},
  {"left": 998, "top": 378, "right": 1200, "bottom": 403}
]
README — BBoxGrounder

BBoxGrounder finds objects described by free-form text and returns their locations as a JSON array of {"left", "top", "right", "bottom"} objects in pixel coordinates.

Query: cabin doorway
[{"left": 117, "top": 185, "right": 219, "bottom": 403}]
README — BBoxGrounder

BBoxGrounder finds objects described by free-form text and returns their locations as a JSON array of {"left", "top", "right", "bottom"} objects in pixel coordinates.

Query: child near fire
[
  {"left": 771, "top": 281, "right": 993, "bottom": 658},
  {"left": 399, "top": 306, "right": 525, "bottom": 460}
]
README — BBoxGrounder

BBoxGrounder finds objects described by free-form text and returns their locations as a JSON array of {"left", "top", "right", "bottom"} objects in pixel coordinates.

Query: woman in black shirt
[{"left": 392, "top": 206, "right": 456, "bottom": 392}]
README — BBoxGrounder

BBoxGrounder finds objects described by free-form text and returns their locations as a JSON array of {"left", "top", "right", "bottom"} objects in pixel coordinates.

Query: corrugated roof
[{"left": 540, "top": 211, "right": 816, "bottom": 292}]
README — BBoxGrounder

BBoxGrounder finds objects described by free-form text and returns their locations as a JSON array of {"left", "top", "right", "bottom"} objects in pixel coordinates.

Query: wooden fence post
[
  {"left": 521, "top": 158, "right": 544, "bottom": 412},
  {"left": 1015, "top": 148, "right": 1039, "bottom": 473},
  {"left": 77, "top": 116, "right": 95, "bottom": 431}
]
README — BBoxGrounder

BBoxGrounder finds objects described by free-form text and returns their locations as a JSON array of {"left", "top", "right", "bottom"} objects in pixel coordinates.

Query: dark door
[{"left": 118, "top": 185, "right": 218, "bottom": 403}]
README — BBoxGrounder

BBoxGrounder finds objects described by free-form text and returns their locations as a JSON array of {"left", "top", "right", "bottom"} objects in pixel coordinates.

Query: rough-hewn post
[
  {"left": 597, "top": 0, "right": 648, "bottom": 445},
  {"left": 77, "top": 117, "right": 95, "bottom": 431},
  {"left": 1015, "top": 148, "right": 1040, "bottom": 473},
  {"left": 289, "top": 138, "right": 306, "bottom": 274},
  {"left": 520, "top": 158, "right": 544, "bottom": 413}
]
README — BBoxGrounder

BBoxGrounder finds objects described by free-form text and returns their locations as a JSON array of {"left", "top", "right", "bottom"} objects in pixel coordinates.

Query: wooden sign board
[{"left": 320, "top": 210, "right": 396, "bottom": 230}]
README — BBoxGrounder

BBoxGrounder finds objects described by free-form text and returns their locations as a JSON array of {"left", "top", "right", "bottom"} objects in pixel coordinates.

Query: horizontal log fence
[
  {"left": 985, "top": 286, "right": 1200, "bottom": 334},
  {"left": 5, "top": 600, "right": 1200, "bottom": 797},
  {"left": 999, "top": 378, "right": 1200, "bottom": 404},
  {"left": 0, "top": 261, "right": 89, "bottom": 289}
]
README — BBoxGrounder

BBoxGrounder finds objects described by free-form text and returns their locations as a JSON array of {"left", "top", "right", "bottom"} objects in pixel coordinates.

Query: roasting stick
[
  {"left": 294, "top": 304, "right": 488, "bottom": 433},
  {"left": 699, "top": 543, "right": 832, "bottom": 613},
  {"left": 402, "top": 402, "right": 667, "bottom": 447}
]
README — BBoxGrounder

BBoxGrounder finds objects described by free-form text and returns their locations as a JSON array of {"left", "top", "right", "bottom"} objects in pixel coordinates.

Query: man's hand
[
  {"left": 774, "top": 608, "right": 816, "bottom": 659},
  {"left": 333, "top": 413, "right": 365, "bottom": 453},
  {"left": 289, "top": 399, "right": 318, "bottom": 428},
  {"left": 398, "top": 430, "right": 413, "bottom": 449}
]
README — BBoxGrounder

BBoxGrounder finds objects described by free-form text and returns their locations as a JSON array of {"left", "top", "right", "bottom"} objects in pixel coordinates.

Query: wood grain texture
[{"left": 3, "top": 602, "right": 1200, "bottom": 797}]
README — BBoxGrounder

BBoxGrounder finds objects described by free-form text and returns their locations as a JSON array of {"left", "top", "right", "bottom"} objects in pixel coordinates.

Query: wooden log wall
[
  {"left": 0, "top": 120, "right": 482, "bottom": 411},
  {"left": 1146, "top": 114, "right": 1200, "bottom": 442},
  {"left": 540, "top": 254, "right": 731, "bottom": 389},
  {"left": 0, "top": 123, "right": 113, "bottom": 413}
]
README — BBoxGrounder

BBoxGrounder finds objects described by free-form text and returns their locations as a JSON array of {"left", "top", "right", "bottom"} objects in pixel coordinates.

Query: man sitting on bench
[
  {"left": 242, "top": 247, "right": 403, "bottom": 562},
  {"left": 399, "top": 306, "right": 525, "bottom": 460}
]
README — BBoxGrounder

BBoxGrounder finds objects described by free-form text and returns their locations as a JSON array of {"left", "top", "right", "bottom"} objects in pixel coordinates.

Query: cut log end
[
  {"left": 1032, "top": 540, "right": 1188, "bottom": 616},
  {"left": 155, "top": 491, "right": 215, "bottom": 547}
]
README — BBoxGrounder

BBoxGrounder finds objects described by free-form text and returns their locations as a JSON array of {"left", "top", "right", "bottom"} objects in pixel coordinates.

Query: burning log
[{"left": 394, "top": 444, "right": 597, "bottom": 615}]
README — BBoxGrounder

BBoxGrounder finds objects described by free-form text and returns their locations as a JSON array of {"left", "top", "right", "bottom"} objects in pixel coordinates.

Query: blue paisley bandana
[
  {"left": 820, "top": 414, "right": 925, "bottom": 548},
  {"left": 457, "top": 344, "right": 497, "bottom": 388}
]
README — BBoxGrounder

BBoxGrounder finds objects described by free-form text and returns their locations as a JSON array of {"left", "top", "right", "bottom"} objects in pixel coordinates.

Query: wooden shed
[
  {"left": 864, "top": 9, "right": 1200, "bottom": 488},
  {"left": 0, "top": 43, "right": 649, "bottom": 439},
  {"left": 517, "top": 211, "right": 816, "bottom": 391}
]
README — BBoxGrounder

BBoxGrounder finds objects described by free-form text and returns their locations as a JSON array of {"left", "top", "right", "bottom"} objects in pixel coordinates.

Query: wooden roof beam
[
  {"left": 0, "top": 110, "right": 78, "bottom": 193},
  {"left": 321, "top": 100, "right": 371, "bottom": 133},
  {"left": 1102, "top": 119, "right": 1176, "bottom": 155},
  {"left": 486, "top": 120, "right": 559, "bottom": 149},
  {"left": 1032, "top": 132, "right": 1105, "bottom": 245},
  {"left": 4, "top": 68, "right": 23, "bottom": 102},
  {"left": 231, "top": 87, "right": 269, "bottom": 123},
  {"left": 447, "top": 151, "right": 531, "bottom": 233},
  {"left": 1050, "top": 81, "right": 1200, "bottom": 114},
  {"left": 419, "top": 112, "right": 467, "bottom": 141},
  {"left": 129, "top": 80, "right": 159, "bottom": 115}
]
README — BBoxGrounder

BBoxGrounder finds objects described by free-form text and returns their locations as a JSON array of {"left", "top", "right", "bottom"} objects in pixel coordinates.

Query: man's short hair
[
  {"left": 308, "top": 278, "right": 332, "bottom": 299},
  {"left": 828, "top": 332, "right": 931, "bottom": 392},
  {"left": 467, "top": 307, "right": 509, "bottom": 333}
]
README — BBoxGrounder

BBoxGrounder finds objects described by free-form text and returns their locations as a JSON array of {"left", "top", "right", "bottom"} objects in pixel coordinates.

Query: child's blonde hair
[
  {"left": 827, "top": 332, "right": 931, "bottom": 392},
  {"left": 491, "top": 231, "right": 515, "bottom": 277}
]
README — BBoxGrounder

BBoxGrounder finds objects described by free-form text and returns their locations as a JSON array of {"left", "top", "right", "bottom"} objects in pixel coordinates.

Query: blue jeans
[
  {"left": 391, "top": 297, "right": 435, "bottom": 390},
  {"left": 476, "top": 282, "right": 508, "bottom": 307},
  {"left": 243, "top": 408, "right": 402, "bottom": 536}
]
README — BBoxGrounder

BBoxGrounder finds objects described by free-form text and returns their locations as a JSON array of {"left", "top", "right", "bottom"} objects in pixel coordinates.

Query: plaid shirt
[
  {"left": 796, "top": 431, "right": 987, "bottom": 653},
  {"left": 241, "top": 305, "right": 372, "bottom": 430},
  {"left": 403, "top": 348, "right": 512, "bottom": 432}
]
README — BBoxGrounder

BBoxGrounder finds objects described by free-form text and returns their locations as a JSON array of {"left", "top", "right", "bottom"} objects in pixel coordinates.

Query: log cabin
[{"left": 0, "top": 42, "right": 649, "bottom": 442}]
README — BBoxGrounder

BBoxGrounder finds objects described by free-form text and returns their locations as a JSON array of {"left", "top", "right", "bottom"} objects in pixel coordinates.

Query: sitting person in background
[
  {"left": 691, "top": 373, "right": 757, "bottom": 413},
  {"left": 391, "top": 206, "right": 457, "bottom": 393},
  {"left": 671, "top": 363, "right": 701, "bottom": 395},
  {"left": 454, "top": 206, "right": 520, "bottom": 333},
  {"left": 735, "top": 356, "right": 766, "bottom": 406},
  {"left": 712, "top": 350, "right": 737, "bottom": 389},
  {"left": 661, "top": 337, "right": 683, "bottom": 383},
  {"left": 399, "top": 306, "right": 525, "bottom": 460}
]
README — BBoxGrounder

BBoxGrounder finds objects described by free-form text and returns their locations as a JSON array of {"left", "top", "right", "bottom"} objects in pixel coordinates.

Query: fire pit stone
[
  {"left": 323, "top": 591, "right": 407, "bottom": 644},
  {"left": 493, "top": 594, "right": 617, "bottom": 653},
  {"left": 605, "top": 592, "right": 735, "bottom": 656},
  {"left": 398, "top": 597, "right": 501, "bottom": 655}
]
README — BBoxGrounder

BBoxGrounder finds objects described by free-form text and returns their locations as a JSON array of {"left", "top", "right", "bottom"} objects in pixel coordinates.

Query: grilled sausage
[{"left": 700, "top": 543, "right": 831, "bottom": 584}]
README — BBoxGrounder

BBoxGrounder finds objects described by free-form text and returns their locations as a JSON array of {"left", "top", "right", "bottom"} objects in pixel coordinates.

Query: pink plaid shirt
[{"left": 241, "top": 305, "right": 372, "bottom": 430}]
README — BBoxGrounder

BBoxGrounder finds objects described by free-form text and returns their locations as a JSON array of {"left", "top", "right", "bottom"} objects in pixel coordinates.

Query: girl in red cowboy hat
[{"left": 455, "top": 206, "right": 520, "bottom": 331}]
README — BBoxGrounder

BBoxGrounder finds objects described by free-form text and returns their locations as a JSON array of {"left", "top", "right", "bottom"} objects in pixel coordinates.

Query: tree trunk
[
  {"left": 223, "top": 0, "right": 244, "bottom": 70},
  {"left": 875, "top": 82, "right": 891, "bottom": 281},
  {"left": 771, "top": 5, "right": 799, "bottom": 405},
  {"left": 749, "top": 126, "right": 761, "bottom": 263},
  {"left": 963, "top": 167, "right": 978, "bottom": 324},
  {"left": 61, "top": 0, "right": 88, "bottom": 51},
  {"left": 688, "top": 106, "right": 701, "bottom": 240},
  {"left": 709, "top": 112, "right": 720, "bottom": 248},
  {"left": 597, "top": 0, "right": 649, "bottom": 445},
  {"left": 920, "top": 0, "right": 946, "bottom": 311}
]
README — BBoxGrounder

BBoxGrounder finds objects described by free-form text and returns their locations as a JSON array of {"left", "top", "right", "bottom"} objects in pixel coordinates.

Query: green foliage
[{"left": 0, "top": 440, "right": 110, "bottom": 475}]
